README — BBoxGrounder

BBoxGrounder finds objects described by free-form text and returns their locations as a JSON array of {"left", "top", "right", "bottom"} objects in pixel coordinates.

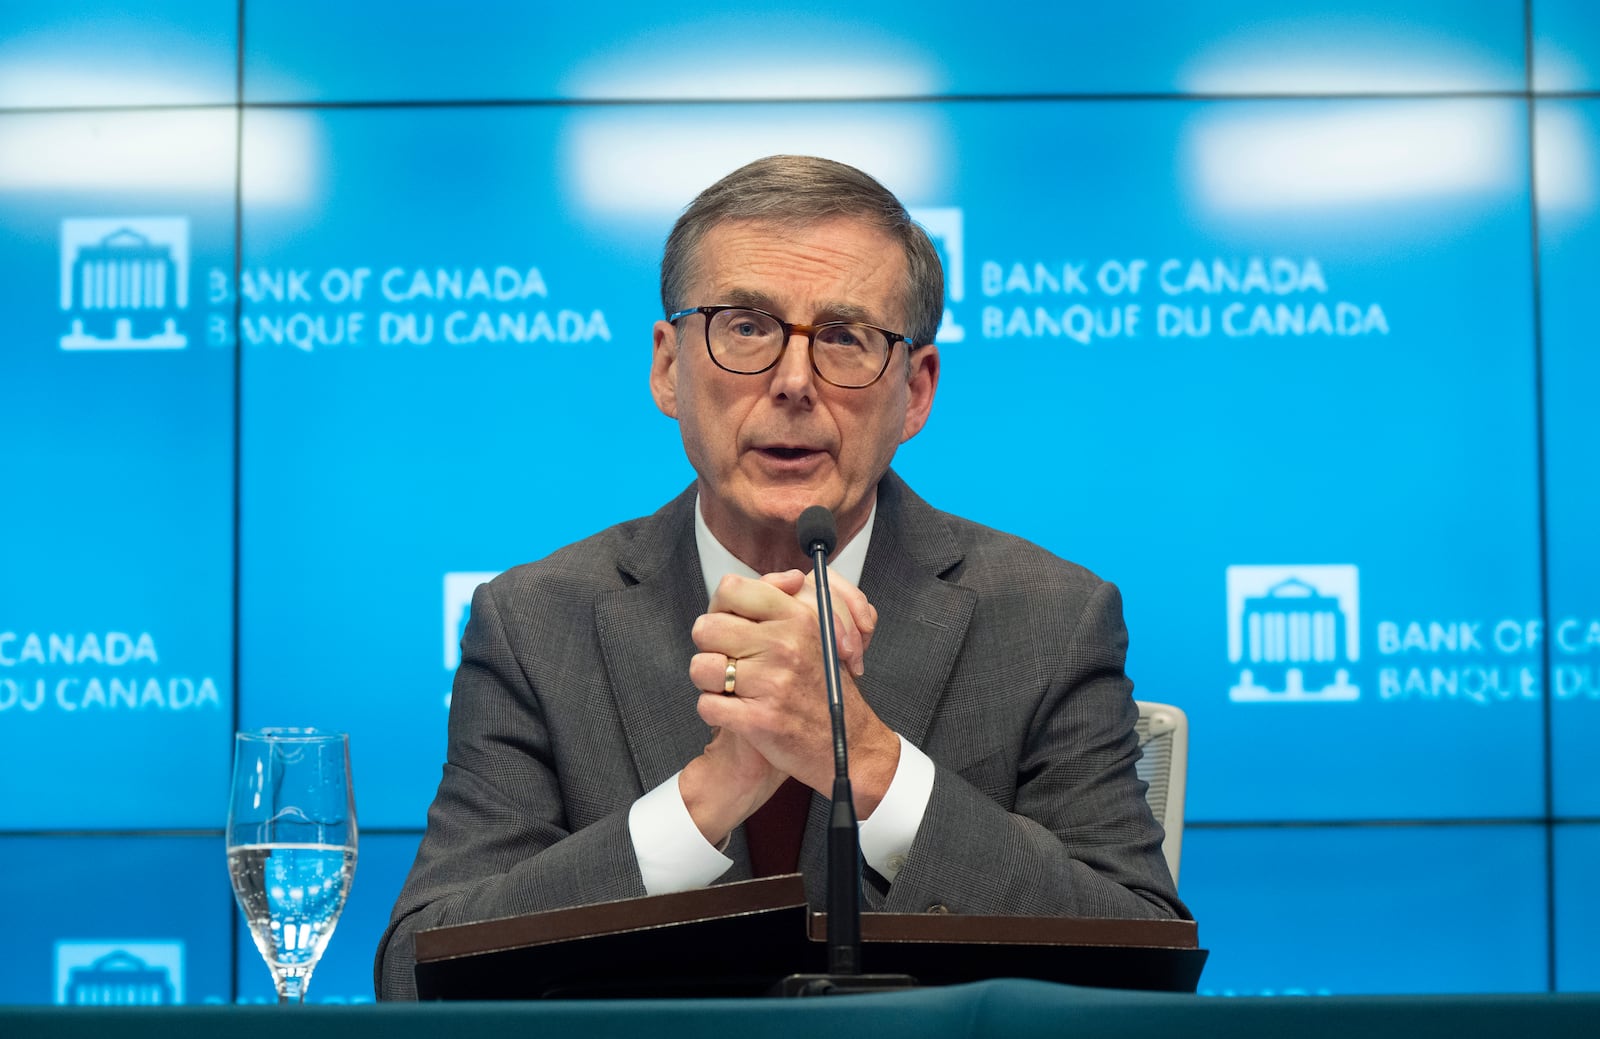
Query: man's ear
[
  {"left": 650, "top": 320, "right": 681, "bottom": 419},
  {"left": 900, "top": 344, "right": 940, "bottom": 443}
]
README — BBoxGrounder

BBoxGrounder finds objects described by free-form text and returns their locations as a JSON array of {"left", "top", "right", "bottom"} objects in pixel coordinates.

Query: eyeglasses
[{"left": 667, "top": 305, "right": 914, "bottom": 389}]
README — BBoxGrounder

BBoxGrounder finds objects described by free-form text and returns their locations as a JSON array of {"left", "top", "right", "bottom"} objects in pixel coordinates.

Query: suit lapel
[
  {"left": 596, "top": 487, "right": 715, "bottom": 794},
  {"left": 854, "top": 471, "right": 977, "bottom": 746}
]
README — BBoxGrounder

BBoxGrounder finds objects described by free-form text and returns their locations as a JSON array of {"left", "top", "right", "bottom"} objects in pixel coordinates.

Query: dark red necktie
[{"left": 745, "top": 777, "right": 812, "bottom": 877}]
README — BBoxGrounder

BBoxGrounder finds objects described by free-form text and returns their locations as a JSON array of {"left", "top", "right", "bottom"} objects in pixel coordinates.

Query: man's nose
[{"left": 768, "top": 331, "right": 817, "bottom": 404}]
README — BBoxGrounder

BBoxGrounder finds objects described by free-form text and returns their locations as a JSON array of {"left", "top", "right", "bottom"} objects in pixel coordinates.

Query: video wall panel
[
  {"left": 1181, "top": 824, "right": 1549, "bottom": 995},
  {"left": 893, "top": 97, "right": 1543, "bottom": 823},
  {"left": 235, "top": 105, "right": 694, "bottom": 825},
  {"left": 1540, "top": 97, "right": 1600, "bottom": 818},
  {"left": 1555, "top": 825, "right": 1600, "bottom": 991},
  {"left": 0, "top": 836, "right": 234, "bottom": 1005},
  {"left": 241, "top": 0, "right": 1525, "bottom": 103},
  {"left": 0, "top": 2, "right": 236, "bottom": 108},
  {"left": 0, "top": 109, "right": 237, "bottom": 830},
  {"left": 1534, "top": 0, "right": 1600, "bottom": 91}
]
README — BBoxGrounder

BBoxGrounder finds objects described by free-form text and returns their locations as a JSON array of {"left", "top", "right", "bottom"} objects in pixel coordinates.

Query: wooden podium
[{"left": 412, "top": 875, "right": 1207, "bottom": 999}]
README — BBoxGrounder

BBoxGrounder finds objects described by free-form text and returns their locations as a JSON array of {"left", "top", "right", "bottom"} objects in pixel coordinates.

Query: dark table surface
[{"left": 7, "top": 978, "right": 1599, "bottom": 1039}]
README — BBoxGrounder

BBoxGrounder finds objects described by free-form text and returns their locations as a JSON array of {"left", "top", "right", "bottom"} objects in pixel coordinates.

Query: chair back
[{"left": 1133, "top": 700, "right": 1188, "bottom": 885}]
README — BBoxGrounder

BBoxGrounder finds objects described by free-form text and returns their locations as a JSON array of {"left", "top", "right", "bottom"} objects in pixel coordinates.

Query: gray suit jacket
[{"left": 375, "top": 472, "right": 1185, "bottom": 999}]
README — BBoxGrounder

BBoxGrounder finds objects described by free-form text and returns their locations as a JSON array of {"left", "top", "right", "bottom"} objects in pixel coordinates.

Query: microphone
[
  {"left": 775, "top": 507, "right": 916, "bottom": 996},
  {"left": 797, "top": 505, "right": 838, "bottom": 558},
  {"left": 796, "top": 506, "right": 861, "bottom": 978}
]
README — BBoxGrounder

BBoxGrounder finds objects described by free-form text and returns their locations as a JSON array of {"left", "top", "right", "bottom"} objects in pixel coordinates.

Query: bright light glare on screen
[
  {"left": 1181, "top": 26, "right": 1513, "bottom": 93},
  {"left": 242, "top": 111, "right": 321, "bottom": 208},
  {"left": 0, "top": 61, "right": 220, "bottom": 108},
  {"left": 568, "top": 59, "right": 936, "bottom": 100},
  {"left": 563, "top": 113, "right": 946, "bottom": 219},
  {"left": 1536, "top": 107, "right": 1597, "bottom": 221},
  {"left": 564, "top": 17, "right": 938, "bottom": 100},
  {"left": 0, "top": 109, "right": 315, "bottom": 206},
  {"left": 1186, "top": 103, "right": 1517, "bottom": 214},
  {"left": 0, "top": 110, "right": 232, "bottom": 195}
]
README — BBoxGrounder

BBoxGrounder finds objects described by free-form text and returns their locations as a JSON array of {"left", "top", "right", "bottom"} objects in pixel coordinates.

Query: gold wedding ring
[{"left": 723, "top": 658, "right": 738, "bottom": 695}]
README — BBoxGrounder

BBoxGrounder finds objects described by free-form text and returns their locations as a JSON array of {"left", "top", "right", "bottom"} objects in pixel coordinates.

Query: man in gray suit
[{"left": 376, "top": 155, "right": 1185, "bottom": 1000}]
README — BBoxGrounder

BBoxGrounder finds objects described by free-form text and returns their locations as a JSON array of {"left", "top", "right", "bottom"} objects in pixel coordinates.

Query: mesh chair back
[{"left": 1133, "top": 700, "right": 1189, "bottom": 885}]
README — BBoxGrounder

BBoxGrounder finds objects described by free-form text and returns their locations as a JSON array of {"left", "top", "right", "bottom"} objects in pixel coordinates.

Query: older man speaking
[{"left": 376, "top": 155, "right": 1185, "bottom": 1000}]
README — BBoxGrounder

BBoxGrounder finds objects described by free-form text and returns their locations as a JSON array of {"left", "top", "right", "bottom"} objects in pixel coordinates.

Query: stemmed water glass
[{"left": 226, "top": 728, "right": 358, "bottom": 1004}]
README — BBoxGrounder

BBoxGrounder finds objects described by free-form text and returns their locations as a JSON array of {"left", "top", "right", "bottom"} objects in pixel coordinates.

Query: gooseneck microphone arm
[
  {"left": 796, "top": 505, "right": 861, "bottom": 977},
  {"left": 798, "top": 508, "right": 851, "bottom": 794}
]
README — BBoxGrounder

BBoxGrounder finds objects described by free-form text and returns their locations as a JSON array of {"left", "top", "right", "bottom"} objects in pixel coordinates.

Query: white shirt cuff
[
  {"left": 628, "top": 771, "right": 734, "bottom": 895},
  {"left": 858, "top": 734, "right": 934, "bottom": 883}
]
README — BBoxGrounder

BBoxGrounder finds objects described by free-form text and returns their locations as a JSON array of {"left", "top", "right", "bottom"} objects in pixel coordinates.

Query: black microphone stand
[{"left": 776, "top": 506, "right": 917, "bottom": 997}]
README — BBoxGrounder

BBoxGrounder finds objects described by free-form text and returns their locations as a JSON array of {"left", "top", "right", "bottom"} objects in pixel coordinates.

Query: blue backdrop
[{"left": 1, "top": 0, "right": 1597, "bottom": 1003}]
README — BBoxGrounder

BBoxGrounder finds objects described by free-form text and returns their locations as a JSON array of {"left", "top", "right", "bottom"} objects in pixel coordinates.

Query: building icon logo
[
  {"left": 908, "top": 207, "right": 965, "bottom": 343},
  {"left": 1227, "top": 565, "right": 1360, "bottom": 702},
  {"left": 59, "top": 217, "right": 190, "bottom": 350},
  {"left": 443, "top": 571, "right": 501, "bottom": 671},
  {"left": 54, "top": 941, "right": 184, "bottom": 1005}
]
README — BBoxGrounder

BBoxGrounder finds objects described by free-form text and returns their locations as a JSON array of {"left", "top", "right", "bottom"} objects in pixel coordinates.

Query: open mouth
[{"left": 760, "top": 447, "right": 819, "bottom": 461}]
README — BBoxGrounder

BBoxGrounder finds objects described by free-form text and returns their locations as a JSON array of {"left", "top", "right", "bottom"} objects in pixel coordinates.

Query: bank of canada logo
[
  {"left": 54, "top": 941, "right": 184, "bottom": 1005},
  {"left": 60, "top": 217, "right": 190, "bottom": 351},
  {"left": 443, "top": 571, "right": 501, "bottom": 670},
  {"left": 1227, "top": 565, "right": 1360, "bottom": 702},
  {"left": 908, "top": 206, "right": 965, "bottom": 343}
]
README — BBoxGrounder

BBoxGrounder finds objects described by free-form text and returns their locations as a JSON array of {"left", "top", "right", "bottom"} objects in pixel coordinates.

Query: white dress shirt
[{"left": 627, "top": 497, "right": 937, "bottom": 894}]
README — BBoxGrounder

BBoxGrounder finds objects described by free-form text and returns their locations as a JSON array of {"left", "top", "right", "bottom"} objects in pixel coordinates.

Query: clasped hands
[{"left": 676, "top": 569, "right": 901, "bottom": 848}]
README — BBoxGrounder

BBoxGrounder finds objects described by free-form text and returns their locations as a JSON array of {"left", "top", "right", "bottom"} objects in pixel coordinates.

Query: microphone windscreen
[{"left": 797, "top": 505, "right": 838, "bottom": 556}]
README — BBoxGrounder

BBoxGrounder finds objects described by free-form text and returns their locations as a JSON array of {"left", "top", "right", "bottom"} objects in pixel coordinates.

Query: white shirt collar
[{"left": 694, "top": 495, "right": 875, "bottom": 602}]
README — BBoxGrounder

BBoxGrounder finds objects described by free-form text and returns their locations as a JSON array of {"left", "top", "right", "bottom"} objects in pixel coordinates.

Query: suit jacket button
[{"left": 926, "top": 903, "right": 950, "bottom": 914}]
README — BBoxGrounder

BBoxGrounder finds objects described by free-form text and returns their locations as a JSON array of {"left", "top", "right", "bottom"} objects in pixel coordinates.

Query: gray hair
[{"left": 660, "top": 155, "right": 945, "bottom": 347}]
